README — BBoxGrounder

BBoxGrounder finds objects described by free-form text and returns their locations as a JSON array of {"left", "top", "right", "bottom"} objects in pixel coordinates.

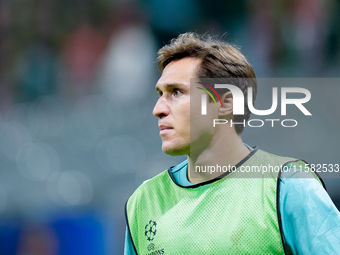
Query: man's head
[
  {"left": 157, "top": 32, "right": 257, "bottom": 135},
  {"left": 153, "top": 57, "right": 200, "bottom": 156}
]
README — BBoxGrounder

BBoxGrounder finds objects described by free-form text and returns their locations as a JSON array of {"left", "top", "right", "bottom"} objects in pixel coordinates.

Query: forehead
[{"left": 156, "top": 57, "right": 201, "bottom": 89}]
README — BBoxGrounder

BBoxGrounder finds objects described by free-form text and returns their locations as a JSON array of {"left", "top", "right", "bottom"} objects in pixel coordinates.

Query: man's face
[{"left": 153, "top": 57, "right": 201, "bottom": 156}]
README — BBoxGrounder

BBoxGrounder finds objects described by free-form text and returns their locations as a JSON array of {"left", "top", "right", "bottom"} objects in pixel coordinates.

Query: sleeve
[
  {"left": 280, "top": 171, "right": 340, "bottom": 254},
  {"left": 124, "top": 226, "right": 137, "bottom": 255}
]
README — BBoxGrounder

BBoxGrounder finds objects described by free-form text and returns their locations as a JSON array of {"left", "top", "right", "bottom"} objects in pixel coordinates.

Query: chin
[{"left": 162, "top": 144, "right": 189, "bottom": 156}]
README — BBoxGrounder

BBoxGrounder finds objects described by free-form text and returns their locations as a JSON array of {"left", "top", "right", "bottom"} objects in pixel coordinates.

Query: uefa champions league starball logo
[{"left": 145, "top": 220, "right": 157, "bottom": 242}]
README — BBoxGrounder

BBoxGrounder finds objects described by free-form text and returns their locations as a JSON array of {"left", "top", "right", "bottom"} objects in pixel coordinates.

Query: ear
[{"left": 218, "top": 91, "right": 233, "bottom": 117}]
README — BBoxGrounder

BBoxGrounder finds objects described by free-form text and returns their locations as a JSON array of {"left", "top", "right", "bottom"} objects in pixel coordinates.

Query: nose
[{"left": 153, "top": 96, "right": 169, "bottom": 118}]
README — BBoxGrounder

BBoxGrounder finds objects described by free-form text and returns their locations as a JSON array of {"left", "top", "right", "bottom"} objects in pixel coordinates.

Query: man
[{"left": 124, "top": 32, "right": 340, "bottom": 254}]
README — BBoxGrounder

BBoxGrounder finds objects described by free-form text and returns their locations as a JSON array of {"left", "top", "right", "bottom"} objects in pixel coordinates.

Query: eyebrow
[{"left": 155, "top": 83, "right": 186, "bottom": 92}]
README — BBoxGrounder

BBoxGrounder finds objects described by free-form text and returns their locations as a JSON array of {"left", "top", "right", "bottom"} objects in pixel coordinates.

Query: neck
[{"left": 187, "top": 129, "right": 250, "bottom": 184}]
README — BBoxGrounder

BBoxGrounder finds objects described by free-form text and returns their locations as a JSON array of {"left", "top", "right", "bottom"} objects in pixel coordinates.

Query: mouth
[{"left": 159, "top": 125, "right": 173, "bottom": 135}]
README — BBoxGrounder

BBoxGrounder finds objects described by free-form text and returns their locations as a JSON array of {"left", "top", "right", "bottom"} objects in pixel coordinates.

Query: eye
[{"left": 173, "top": 88, "right": 183, "bottom": 96}]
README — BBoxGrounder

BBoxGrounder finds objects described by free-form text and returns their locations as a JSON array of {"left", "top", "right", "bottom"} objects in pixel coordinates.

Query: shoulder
[
  {"left": 128, "top": 159, "right": 188, "bottom": 204},
  {"left": 255, "top": 149, "right": 297, "bottom": 165},
  {"left": 279, "top": 172, "right": 340, "bottom": 253},
  {"left": 127, "top": 169, "right": 170, "bottom": 206}
]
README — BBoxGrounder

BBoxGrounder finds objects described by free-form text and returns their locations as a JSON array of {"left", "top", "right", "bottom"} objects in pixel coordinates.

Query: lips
[
  {"left": 159, "top": 124, "right": 173, "bottom": 135},
  {"left": 159, "top": 125, "right": 172, "bottom": 130}
]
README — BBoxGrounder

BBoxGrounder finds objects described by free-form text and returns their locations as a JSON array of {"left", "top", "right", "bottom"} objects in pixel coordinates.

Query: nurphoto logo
[{"left": 197, "top": 81, "right": 312, "bottom": 128}]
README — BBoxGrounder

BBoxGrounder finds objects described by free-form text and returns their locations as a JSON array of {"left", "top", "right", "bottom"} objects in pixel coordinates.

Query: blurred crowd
[
  {"left": 0, "top": 0, "right": 339, "bottom": 254},
  {"left": 1, "top": 0, "right": 340, "bottom": 110}
]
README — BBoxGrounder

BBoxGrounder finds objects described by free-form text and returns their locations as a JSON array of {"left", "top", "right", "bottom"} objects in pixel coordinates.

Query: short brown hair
[{"left": 157, "top": 32, "right": 257, "bottom": 134}]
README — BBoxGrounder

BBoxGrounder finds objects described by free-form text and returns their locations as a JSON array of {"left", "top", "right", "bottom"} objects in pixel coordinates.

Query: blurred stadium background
[{"left": 0, "top": 0, "right": 339, "bottom": 254}]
